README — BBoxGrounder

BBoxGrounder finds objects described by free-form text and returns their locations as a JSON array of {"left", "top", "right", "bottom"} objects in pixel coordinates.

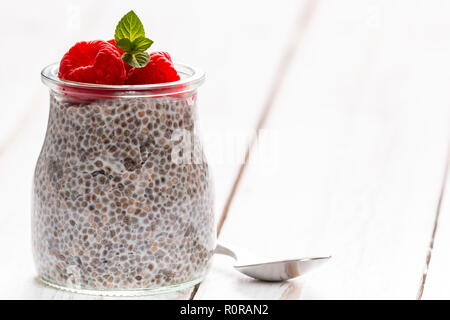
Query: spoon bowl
[
  {"left": 234, "top": 256, "right": 331, "bottom": 282},
  {"left": 215, "top": 244, "right": 330, "bottom": 282}
]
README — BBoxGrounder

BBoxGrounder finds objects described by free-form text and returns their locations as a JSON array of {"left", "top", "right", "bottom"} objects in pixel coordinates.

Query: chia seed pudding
[{"left": 33, "top": 63, "right": 215, "bottom": 294}]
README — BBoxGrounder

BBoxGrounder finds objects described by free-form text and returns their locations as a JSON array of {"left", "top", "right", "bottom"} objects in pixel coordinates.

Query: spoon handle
[{"left": 215, "top": 244, "right": 238, "bottom": 260}]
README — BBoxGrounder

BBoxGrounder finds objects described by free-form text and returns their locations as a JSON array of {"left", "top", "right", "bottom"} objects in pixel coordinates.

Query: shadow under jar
[{"left": 33, "top": 63, "right": 215, "bottom": 296}]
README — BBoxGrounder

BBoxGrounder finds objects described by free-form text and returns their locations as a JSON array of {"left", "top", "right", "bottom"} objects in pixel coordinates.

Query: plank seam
[
  {"left": 216, "top": 0, "right": 319, "bottom": 237},
  {"left": 417, "top": 142, "right": 450, "bottom": 299}
]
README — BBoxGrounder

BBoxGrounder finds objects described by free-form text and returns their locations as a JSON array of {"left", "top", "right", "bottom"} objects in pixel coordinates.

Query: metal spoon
[{"left": 215, "top": 244, "right": 330, "bottom": 282}]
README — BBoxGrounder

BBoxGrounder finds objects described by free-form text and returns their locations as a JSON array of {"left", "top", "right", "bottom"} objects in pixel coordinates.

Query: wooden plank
[
  {"left": 0, "top": 0, "right": 301, "bottom": 299},
  {"left": 195, "top": 0, "right": 450, "bottom": 299}
]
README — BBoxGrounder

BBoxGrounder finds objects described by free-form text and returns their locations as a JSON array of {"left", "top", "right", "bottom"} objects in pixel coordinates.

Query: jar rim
[{"left": 41, "top": 62, "right": 205, "bottom": 97}]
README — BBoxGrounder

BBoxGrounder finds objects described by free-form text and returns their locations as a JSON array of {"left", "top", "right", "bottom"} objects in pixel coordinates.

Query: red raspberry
[
  {"left": 125, "top": 52, "right": 180, "bottom": 85},
  {"left": 59, "top": 40, "right": 126, "bottom": 85},
  {"left": 107, "top": 39, "right": 132, "bottom": 74}
]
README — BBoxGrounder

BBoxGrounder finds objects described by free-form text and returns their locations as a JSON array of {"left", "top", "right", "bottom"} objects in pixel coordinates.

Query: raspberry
[
  {"left": 58, "top": 40, "right": 126, "bottom": 85},
  {"left": 125, "top": 52, "right": 180, "bottom": 85},
  {"left": 107, "top": 39, "right": 132, "bottom": 74}
]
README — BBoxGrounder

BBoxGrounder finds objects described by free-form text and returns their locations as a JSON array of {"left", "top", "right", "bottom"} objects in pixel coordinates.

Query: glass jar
[{"left": 33, "top": 63, "right": 215, "bottom": 296}]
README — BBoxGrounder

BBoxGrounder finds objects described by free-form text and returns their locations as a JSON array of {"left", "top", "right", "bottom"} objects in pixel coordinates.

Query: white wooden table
[{"left": 1, "top": 0, "right": 450, "bottom": 299}]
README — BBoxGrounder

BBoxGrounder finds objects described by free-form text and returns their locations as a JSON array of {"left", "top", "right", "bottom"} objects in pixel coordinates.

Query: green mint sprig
[{"left": 114, "top": 11, "right": 153, "bottom": 68}]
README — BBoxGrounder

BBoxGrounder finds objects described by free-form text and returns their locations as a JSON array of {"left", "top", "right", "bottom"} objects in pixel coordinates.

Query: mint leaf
[
  {"left": 132, "top": 37, "right": 153, "bottom": 53},
  {"left": 114, "top": 11, "right": 154, "bottom": 68},
  {"left": 117, "top": 37, "right": 153, "bottom": 54},
  {"left": 122, "top": 52, "right": 150, "bottom": 68},
  {"left": 114, "top": 10, "right": 145, "bottom": 42},
  {"left": 116, "top": 38, "right": 132, "bottom": 52}
]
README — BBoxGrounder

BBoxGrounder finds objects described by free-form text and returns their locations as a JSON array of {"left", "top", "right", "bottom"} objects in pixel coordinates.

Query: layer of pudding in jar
[{"left": 32, "top": 93, "right": 215, "bottom": 290}]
